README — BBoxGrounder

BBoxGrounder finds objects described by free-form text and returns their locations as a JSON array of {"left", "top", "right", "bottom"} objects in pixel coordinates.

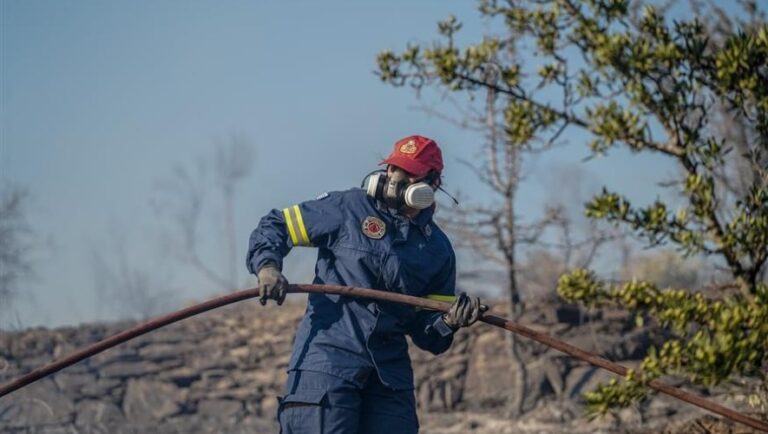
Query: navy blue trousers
[{"left": 277, "top": 369, "right": 419, "bottom": 434}]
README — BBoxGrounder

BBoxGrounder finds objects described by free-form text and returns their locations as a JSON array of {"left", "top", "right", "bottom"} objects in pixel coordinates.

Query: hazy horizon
[{"left": 1, "top": 1, "right": 688, "bottom": 329}]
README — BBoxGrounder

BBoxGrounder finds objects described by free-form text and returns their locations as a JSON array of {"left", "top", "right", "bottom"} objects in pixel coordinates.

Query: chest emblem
[
  {"left": 362, "top": 216, "right": 386, "bottom": 239},
  {"left": 424, "top": 224, "right": 432, "bottom": 237}
]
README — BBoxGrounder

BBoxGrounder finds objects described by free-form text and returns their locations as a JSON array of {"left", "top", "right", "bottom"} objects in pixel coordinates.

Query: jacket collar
[{"left": 372, "top": 197, "right": 434, "bottom": 229}]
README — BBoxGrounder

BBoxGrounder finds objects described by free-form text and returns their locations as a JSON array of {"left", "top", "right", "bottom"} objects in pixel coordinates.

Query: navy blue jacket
[{"left": 246, "top": 188, "right": 457, "bottom": 390}]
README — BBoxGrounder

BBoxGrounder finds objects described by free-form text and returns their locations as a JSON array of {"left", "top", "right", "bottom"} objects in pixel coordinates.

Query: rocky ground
[{"left": 0, "top": 296, "right": 764, "bottom": 433}]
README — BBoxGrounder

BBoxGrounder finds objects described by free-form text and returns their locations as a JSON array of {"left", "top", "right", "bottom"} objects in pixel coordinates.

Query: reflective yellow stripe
[
  {"left": 282, "top": 208, "right": 300, "bottom": 246},
  {"left": 293, "top": 205, "right": 312, "bottom": 246},
  {"left": 415, "top": 294, "right": 457, "bottom": 310},
  {"left": 426, "top": 294, "right": 456, "bottom": 302}
]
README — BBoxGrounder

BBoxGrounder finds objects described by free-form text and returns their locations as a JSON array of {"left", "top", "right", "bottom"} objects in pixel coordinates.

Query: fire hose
[{"left": 1, "top": 284, "right": 767, "bottom": 432}]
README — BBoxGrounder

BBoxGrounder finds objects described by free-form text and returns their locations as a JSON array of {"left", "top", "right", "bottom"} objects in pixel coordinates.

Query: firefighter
[{"left": 245, "top": 135, "right": 484, "bottom": 434}]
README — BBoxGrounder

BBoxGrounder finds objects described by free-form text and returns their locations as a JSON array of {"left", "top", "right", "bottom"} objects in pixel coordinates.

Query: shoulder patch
[{"left": 316, "top": 192, "right": 329, "bottom": 200}]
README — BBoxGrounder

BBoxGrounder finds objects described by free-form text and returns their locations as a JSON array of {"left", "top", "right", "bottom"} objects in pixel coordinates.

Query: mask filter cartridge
[
  {"left": 363, "top": 171, "right": 435, "bottom": 210},
  {"left": 403, "top": 183, "right": 434, "bottom": 209}
]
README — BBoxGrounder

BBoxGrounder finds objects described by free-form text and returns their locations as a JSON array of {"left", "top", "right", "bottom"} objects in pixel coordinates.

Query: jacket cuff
[
  {"left": 429, "top": 315, "right": 456, "bottom": 338},
  {"left": 249, "top": 254, "right": 283, "bottom": 275}
]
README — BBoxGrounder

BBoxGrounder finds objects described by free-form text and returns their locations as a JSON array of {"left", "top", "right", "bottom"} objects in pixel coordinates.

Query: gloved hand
[
  {"left": 257, "top": 263, "right": 288, "bottom": 306},
  {"left": 442, "top": 293, "right": 486, "bottom": 330}
]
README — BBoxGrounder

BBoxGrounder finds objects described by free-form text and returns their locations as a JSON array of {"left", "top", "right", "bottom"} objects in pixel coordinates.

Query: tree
[
  {"left": 89, "top": 137, "right": 255, "bottom": 320},
  {"left": 378, "top": 0, "right": 767, "bottom": 416},
  {"left": 88, "top": 137, "right": 254, "bottom": 321},
  {"left": 90, "top": 230, "right": 175, "bottom": 320},
  {"left": 0, "top": 183, "right": 33, "bottom": 317},
  {"left": 377, "top": 3, "right": 621, "bottom": 415},
  {"left": 151, "top": 136, "right": 255, "bottom": 292},
  {"left": 379, "top": 16, "right": 564, "bottom": 412}
]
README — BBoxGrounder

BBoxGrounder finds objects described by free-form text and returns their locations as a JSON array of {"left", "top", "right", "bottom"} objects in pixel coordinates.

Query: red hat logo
[{"left": 399, "top": 140, "right": 418, "bottom": 154}]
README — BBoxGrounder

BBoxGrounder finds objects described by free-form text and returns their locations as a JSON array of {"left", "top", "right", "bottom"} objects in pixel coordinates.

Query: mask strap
[
  {"left": 424, "top": 171, "right": 459, "bottom": 206},
  {"left": 438, "top": 185, "right": 460, "bottom": 206}
]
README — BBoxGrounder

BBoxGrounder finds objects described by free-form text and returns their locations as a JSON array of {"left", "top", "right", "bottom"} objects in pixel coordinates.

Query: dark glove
[
  {"left": 257, "top": 263, "right": 288, "bottom": 306},
  {"left": 442, "top": 293, "right": 485, "bottom": 330}
]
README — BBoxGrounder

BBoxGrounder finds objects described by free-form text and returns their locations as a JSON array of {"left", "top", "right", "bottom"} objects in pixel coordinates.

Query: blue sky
[{"left": 1, "top": 1, "right": 685, "bottom": 328}]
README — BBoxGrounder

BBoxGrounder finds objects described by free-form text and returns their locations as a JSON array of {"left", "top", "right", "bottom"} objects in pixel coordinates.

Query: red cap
[{"left": 380, "top": 135, "right": 444, "bottom": 177}]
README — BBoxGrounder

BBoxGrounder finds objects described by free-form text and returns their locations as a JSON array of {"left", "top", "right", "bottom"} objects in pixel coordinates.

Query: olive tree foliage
[{"left": 377, "top": 0, "right": 768, "bottom": 415}]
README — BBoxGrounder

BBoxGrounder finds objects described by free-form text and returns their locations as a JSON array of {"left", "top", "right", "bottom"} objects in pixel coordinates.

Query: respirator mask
[{"left": 363, "top": 168, "right": 437, "bottom": 210}]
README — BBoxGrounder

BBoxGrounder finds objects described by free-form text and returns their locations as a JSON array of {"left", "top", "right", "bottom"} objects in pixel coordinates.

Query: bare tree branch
[
  {"left": 151, "top": 136, "right": 256, "bottom": 291},
  {"left": 0, "top": 183, "right": 34, "bottom": 314}
]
